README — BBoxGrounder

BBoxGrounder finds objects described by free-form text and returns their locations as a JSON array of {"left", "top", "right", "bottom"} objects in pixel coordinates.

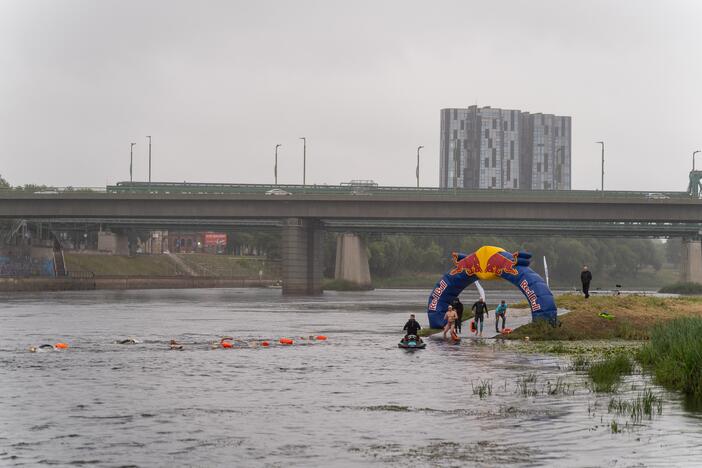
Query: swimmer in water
[
  {"left": 28, "top": 344, "right": 55, "bottom": 353},
  {"left": 29, "top": 344, "right": 67, "bottom": 352},
  {"left": 116, "top": 338, "right": 139, "bottom": 344},
  {"left": 169, "top": 339, "right": 183, "bottom": 350}
]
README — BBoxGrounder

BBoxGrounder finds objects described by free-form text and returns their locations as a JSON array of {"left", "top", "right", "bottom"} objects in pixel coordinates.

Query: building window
[
  {"left": 555, "top": 127, "right": 559, "bottom": 137},
  {"left": 492, "top": 177, "right": 496, "bottom": 187},
  {"left": 492, "top": 149, "right": 497, "bottom": 167},
  {"left": 453, "top": 130, "right": 457, "bottom": 139},
  {"left": 544, "top": 157, "right": 549, "bottom": 172},
  {"left": 492, "top": 119, "right": 497, "bottom": 129},
  {"left": 510, "top": 140, "right": 514, "bottom": 159},
  {"left": 514, "top": 178, "right": 518, "bottom": 187},
  {"left": 485, "top": 157, "right": 489, "bottom": 167},
  {"left": 460, "top": 120, "right": 464, "bottom": 130},
  {"left": 537, "top": 162, "right": 542, "bottom": 172},
  {"left": 484, "top": 129, "right": 489, "bottom": 138}
]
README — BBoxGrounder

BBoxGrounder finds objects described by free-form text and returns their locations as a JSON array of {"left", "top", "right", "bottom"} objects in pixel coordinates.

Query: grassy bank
[
  {"left": 323, "top": 279, "right": 373, "bottom": 291},
  {"left": 637, "top": 317, "right": 702, "bottom": 399},
  {"left": 507, "top": 294, "right": 702, "bottom": 341},
  {"left": 658, "top": 282, "right": 702, "bottom": 295},
  {"left": 66, "top": 254, "right": 184, "bottom": 276},
  {"left": 65, "top": 253, "right": 274, "bottom": 278}
]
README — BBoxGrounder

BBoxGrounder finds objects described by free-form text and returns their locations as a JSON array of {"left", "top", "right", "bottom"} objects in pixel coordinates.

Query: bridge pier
[
  {"left": 681, "top": 238, "right": 702, "bottom": 283},
  {"left": 98, "top": 230, "right": 129, "bottom": 255},
  {"left": 281, "top": 218, "right": 324, "bottom": 295},
  {"left": 334, "top": 233, "right": 372, "bottom": 288}
]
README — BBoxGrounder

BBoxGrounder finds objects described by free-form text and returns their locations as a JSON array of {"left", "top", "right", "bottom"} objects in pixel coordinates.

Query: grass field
[
  {"left": 65, "top": 253, "right": 275, "bottom": 278},
  {"left": 66, "top": 254, "right": 184, "bottom": 276},
  {"left": 507, "top": 294, "right": 702, "bottom": 341}
]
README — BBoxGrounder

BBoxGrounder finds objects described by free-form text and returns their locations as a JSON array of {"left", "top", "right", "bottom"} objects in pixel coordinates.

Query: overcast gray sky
[{"left": 1, "top": 0, "right": 700, "bottom": 190}]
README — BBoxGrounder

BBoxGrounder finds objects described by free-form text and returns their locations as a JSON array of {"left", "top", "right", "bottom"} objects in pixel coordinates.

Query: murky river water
[{"left": 1, "top": 288, "right": 701, "bottom": 467}]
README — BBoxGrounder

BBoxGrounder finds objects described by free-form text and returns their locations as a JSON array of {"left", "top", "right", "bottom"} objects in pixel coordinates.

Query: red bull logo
[
  {"left": 484, "top": 251, "right": 519, "bottom": 276},
  {"left": 450, "top": 253, "right": 482, "bottom": 276},
  {"left": 428, "top": 279, "right": 448, "bottom": 311},
  {"left": 520, "top": 279, "right": 541, "bottom": 311}
]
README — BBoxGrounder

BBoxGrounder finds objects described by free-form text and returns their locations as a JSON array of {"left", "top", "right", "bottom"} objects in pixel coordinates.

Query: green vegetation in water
[
  {"left": 570, "top": 355, "right": 591, "bottom": 372},
  {"left": 471, "top": 379, "right": 492, "bottom": 399},
  {"left": 322, "top": 279, "right": 373, "bottom": 291},
  {"left": 515, "top": 375, "right": 539, "bottom": 397},
  {"left": 608, "top": 388, "right": 663, "bottom": 423},
  {"left": 587, "top": 353, "right": 633, "bottom": 393},
  {"left": 545, "top": 377, "right": 571, "bottom": 396},
  {"left": 610, "top": 419, "right": 621, "bottom": 434},
  {"left": 658, "top": 282, "right": 702, "bottom": 295},
  {"left": 637, "top": 317, "right": 702, "bottom": 399}
]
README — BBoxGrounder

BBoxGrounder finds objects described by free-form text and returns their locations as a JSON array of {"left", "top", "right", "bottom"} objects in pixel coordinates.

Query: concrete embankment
[{"left": 0, "top": 276, "right": 277, "bottom": 292}]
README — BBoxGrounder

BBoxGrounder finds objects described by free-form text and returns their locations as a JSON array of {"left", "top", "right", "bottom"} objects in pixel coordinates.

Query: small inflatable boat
[{"left": 398, "top": 335, "right": 426, "bottom": 349}]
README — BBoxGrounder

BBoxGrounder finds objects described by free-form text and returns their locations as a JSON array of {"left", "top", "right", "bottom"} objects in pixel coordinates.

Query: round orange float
[
  {"left": 279, "top": 338, "right": 294, "bottom": 345},
  {"left": 54, "top": 343, "right": 69, "bottom": 349}
]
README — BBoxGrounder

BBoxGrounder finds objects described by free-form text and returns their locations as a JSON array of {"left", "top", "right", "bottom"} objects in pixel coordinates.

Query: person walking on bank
[
  {"left": 581, "top": 266, "right": 592, "bottom": 299},
  {"left": 495, "top": 300, "right": 507, "bottom": 333},
  {"left": 452, "top": 297, "right": 464, "bottom": 334},
  {"left": 471, "top": 298, "right": 488, "bottom": 337}
]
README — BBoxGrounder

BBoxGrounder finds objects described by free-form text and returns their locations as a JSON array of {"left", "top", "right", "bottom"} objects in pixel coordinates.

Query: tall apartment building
[{"left": 439, "top": 106, "right": 571, "bottom": 190}]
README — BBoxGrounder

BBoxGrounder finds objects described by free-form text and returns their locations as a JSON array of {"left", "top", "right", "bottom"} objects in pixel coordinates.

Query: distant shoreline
[{"left": 0, "top": 276, "right": 276, "bottom": 292}]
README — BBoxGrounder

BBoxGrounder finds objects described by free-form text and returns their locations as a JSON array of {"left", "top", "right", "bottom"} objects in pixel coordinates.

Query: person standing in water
[
  {"left": 495, "top": 300, "right": 507, "bottom": 333},
  {"left": 471, "top": 298, "right": 488, "bottom": 337},
  {"left": 443, "top": 305, "right": 458, "bottom": 339},
  {"left": 452, "top": 297, "right": 464, "bottom": 334},
  {"left": 581, "top": 266, "right": 592, "bottom": 299}
]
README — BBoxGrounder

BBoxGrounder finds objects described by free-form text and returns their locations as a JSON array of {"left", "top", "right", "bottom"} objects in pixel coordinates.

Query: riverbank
[
  {"left": 506, "top": 294, "right": 702, "bottom": 341},
  {"left": 0, "top": 276, "right": 276, "bottom": 292}
]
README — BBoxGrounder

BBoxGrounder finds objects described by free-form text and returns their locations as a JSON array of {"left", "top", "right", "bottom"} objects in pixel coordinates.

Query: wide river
[{"left": 1, "top": 288, "right": 701, "bottom": 467}]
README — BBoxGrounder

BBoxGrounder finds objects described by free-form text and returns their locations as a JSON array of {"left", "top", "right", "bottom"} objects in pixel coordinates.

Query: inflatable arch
[{"left": 426, "top": 246, "right": 557, "bottom": 329}]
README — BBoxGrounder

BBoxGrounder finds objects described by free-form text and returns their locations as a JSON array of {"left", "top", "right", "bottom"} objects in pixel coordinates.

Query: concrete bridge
[{"left": 2, "top": 186, "right": 702, "bottom": 293}]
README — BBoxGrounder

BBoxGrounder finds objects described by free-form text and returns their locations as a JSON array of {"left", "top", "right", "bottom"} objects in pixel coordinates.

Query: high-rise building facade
[{"left": 439, "top": 106, "right": 571, "bottom": 190}]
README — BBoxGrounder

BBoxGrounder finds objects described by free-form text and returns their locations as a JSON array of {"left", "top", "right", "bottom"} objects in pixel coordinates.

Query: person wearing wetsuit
[
  {"left": 403, "top": 314, "right": 422, "bottom": 342},
  {"left": 452, "top": 297, "right": 464, "bottom": 334},
  {"left": 471, "top": 298, "right": 488, "bottom": 337},
  {"left": 581, "top": 266, "right": 592, "bottom": 299}
]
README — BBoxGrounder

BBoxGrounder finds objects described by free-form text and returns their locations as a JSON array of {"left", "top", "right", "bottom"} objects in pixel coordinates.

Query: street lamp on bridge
[
  {"left": 146, "top": 136, "right": 152, "bottom": 184},
  {"left": 596, "top": 141, "right": 604, "bottom": 192},
  {"left": 130, "top": 142, "right": 136, "bottom": 183},
  {"left": 275, "top": 144, "right": 282, "bottom": 185},
  {"left": 416, "top": 145, "right": 424, "bottom": 188},
  {"left": 693, "top": 150, "right": 701, "bottom": 171},
  {"left": 299, "top": 137, "right": 306, "bottom": 186}
]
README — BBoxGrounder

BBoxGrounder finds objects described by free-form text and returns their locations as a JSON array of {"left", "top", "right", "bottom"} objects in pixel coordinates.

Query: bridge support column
[
  {"left": 334, "top": 233, "right": 372, "bottom": 288},
  {"left": 282, "top": 218, "right": 324, "bottom": 295},
  {"left": 98, "top": 230, "right": 129, "bottom": 255},
  {"left": 681, "top": 238, "right": 702, "bottom": 284}
]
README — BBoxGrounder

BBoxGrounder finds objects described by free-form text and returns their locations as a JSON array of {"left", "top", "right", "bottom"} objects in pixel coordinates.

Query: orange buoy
[
  {"left": 315, "top": 335, "right": 327, "bottom": 341},
  {"left": 54, "top": 343, "right": 69, "bottom": 349},
  {"left": 261, "top": 341, "right": 270, "bottom": 347},
  {"left": 279, "top": 338, "right": 294, "bottom": 345},
  {"left": 501, "top": 328, "right": 513, "bottom": 335},
  {"left": 221, "top": 341, "right": 233, "bottom": 348}
]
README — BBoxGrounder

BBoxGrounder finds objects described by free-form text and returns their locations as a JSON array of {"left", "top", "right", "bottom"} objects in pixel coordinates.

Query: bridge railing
[
  {"left": 0, "top": 182, "right": 690, "bottom": 201},
  {"left": 103, "top": 182, "right": 689, "bottom": 200}
]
